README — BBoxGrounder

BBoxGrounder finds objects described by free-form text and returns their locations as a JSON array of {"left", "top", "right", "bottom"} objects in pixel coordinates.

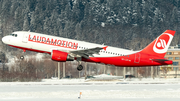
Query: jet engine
[{"left": 51, "top": 50, "right": 74, "bottom": 62}]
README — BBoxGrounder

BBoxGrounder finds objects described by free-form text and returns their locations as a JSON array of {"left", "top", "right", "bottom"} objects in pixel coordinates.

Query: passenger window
[{"left": 15, "top": 34, "right": 17, "bottom": 37}]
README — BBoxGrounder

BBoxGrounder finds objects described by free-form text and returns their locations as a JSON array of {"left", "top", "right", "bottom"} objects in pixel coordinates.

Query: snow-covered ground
[{"left": 0, "top": 78, "right": 180, "bottom": 101}]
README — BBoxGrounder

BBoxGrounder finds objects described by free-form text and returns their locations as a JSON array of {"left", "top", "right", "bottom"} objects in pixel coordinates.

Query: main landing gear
[
  {"left": 77, "top": 65, "right": 83, "bottom": 71},
  {"left": 76, "top": 57, "right": 83, "bottom": 71},
  {"left": 77, "top": 59, "right": 83, "bottom": 71}
]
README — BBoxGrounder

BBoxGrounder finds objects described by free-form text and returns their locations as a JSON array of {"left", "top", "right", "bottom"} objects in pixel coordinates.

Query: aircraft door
[
  {"left": 22, "top": 34, "right": 29, "bottom": 43},
  {"left": 134, "top": 53, "right": 140, "bottom": 63}
]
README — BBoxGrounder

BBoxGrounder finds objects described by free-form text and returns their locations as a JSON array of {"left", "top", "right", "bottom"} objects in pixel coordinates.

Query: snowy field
[{"left": 0, "top": 78, "right": 180, "bottom": 101}]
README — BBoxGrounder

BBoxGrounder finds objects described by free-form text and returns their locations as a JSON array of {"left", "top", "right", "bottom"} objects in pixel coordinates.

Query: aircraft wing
[{"left": 69, "top": 46, "right": 108, "bottom": 59}]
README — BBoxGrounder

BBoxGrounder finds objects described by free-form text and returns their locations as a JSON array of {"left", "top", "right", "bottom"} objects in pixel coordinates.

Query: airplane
[{"left": 2, "top": 30, "right": 175, "bottom": 71}]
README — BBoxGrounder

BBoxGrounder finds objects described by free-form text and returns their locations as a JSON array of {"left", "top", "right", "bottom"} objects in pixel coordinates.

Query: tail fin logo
[
  {"left": 153, "top": 33, "right": 173, "bottom": 53},
  {"left": 156, "top": 39, "right": 167, "bottom": 49}
]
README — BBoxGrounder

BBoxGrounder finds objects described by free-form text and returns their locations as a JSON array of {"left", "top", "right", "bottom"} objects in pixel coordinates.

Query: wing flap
[{"left": 70, "top": 46, "right": 107, "bottom": 58}]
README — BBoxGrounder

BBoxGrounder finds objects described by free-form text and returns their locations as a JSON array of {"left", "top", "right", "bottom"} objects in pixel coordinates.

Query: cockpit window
[{"left": 10, "top": 34, "right": 17, "bottom": 37}]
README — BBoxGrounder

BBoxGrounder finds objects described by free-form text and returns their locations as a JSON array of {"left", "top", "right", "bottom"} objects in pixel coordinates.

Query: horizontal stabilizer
[{"left": 151, "top": 59, "right": 169, "bottom": 62}]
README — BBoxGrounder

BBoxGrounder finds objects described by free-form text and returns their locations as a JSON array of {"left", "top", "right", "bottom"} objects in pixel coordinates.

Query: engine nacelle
[{"left": 51, "top": 50, "right": 74, "bottom": 62}]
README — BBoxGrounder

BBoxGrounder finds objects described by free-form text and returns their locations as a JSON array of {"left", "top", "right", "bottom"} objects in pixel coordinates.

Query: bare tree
[
  {"left": 137, "top": 67, "right": 145, "bottom": 80},
  {"left": 160, "top": 67, "right": 172, "bottom": 78}
]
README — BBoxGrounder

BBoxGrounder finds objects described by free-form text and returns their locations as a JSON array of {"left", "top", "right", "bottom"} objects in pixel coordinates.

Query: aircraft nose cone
[{"left": 2, "top": 36, "right": 8, "bottom": 44}]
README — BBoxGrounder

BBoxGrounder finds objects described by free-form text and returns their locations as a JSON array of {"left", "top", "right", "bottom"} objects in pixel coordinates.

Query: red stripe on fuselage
[
  {"left": 83, "top": 53, "right": 172, "bottom": 67},
  {"left": 8, "top": 45, "right": 172, "bottom": 67}
]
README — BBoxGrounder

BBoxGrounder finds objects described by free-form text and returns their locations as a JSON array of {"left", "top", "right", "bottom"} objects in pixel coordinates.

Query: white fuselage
[{"left": 2, "top": 31, "right": 136, "bottom": 57}]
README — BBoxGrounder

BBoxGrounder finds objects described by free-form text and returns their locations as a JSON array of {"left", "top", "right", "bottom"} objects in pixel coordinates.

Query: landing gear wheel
[
  {"left": 77, "top": 65, "right": 83, "bottom": 71},
  {"left": 20, "top": 56, "right": 24, "bottom": 60}
]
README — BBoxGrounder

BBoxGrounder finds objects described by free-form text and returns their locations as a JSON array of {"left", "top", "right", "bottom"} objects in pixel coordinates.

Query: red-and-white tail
[{"left": 140, "top": 30, "right": 176, "bottom": 57}]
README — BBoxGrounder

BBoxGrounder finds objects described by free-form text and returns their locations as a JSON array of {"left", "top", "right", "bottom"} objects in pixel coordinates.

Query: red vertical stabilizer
[{"left": 140, "top": 30, "right": 176, "bottom": 57}]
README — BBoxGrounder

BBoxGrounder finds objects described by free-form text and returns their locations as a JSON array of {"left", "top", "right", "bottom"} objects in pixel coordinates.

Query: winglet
[{"left": 103, "top": 46, "right": 108, "bottom": 51}]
